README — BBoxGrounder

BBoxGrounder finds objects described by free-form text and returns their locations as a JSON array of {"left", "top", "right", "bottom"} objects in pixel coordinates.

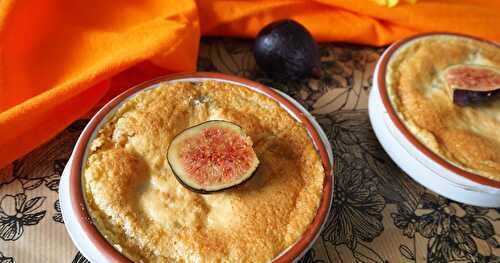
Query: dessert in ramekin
[
  {"left": 369, "top": 33, "right": 500, "bottom": 207},
  {"left": 60, "top": 73, "right": 333, "bottom": 262}
]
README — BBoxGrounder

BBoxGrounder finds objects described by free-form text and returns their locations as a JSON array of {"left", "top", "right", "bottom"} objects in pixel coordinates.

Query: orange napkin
[{"left": 1, "top": 0, "right": 499, "bottom": 168}]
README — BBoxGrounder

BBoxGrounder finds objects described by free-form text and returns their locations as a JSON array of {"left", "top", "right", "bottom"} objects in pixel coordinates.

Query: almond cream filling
[{"left": 83, "top": 81, "right": 325, "bottom": 262}]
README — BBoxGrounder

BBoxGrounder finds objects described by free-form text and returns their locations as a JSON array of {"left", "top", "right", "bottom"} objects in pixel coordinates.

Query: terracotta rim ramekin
[
  {"left": 69, "top": 72, "right": 334, "bottom": 262},
  {"left": 377, "top": 32, "right": 500, "bottom": 189}
]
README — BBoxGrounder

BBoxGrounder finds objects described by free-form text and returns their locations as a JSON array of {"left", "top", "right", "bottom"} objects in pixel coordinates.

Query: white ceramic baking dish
[
  {"left": 60, "top": 72, "right": 334, "bottom": 262},
  {"left": 368, "top": 33, "right": 500, "bottom": 207}
]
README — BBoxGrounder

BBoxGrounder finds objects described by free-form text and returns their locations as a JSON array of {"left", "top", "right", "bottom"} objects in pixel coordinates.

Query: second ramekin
[{"left": 369, "top": 33, "right": 500, "bottom": 207}]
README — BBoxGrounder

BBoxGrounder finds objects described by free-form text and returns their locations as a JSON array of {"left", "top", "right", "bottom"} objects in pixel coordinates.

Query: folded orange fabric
[{"left": 1, "top": 0, "right": 499, "bottom": 168}]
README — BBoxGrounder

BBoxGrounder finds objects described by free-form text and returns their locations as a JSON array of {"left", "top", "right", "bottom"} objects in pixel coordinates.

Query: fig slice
[
  {"left": 167, "top": 120, "right": 260, "bottom": 193},
  {"left": 443, "top": 64, "right": 500, "bottom": 106}
]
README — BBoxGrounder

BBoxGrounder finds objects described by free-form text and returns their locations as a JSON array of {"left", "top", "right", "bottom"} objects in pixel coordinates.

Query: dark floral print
[
  {"left": 391, "top": 194, "right": 498, "bottom": 262},
  {"left": 44, "top": 159, "right": 66, "bottom": 192},
  {"left": 391, "top": 203, "right": 419, "bottom": 238},
  {"left": 0, "top": 252, "right": 13, "bottom": 263},
  {"left": 323, "top": 160, "right": 385, "bottom": 249},
  {"left": 52, "top": 200, "right": 63, "bottom": 224},
  {"left": 477, "top": 253, "right": 500, "bottom": 263},
  {"left": 72, "top": 252, "right": 90, "bottom": 263},
  {"left": 298, "top": 248, "right": 326, "bottom": 263},
  {"left": 0, "top": 193, "right": 46, "bottom": 241},
  {"left": 399, "top": 244, "right": 416, "bottom": 261}
]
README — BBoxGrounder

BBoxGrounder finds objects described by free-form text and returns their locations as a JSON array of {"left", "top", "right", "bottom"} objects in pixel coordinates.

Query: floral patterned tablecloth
[{"left": 1, "top": 38, "right": 499, "bottom": 263}]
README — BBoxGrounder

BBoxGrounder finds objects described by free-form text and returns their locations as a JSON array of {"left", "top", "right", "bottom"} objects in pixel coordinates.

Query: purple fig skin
[
  {"left": 254, "top": 19, "right": 322, "bottom": 81},
  {"left": 453, "top": 89, "right": 500, "bottom": 106},
  {"left": 445, "top": 65, "right": 500, "bottom": 106}
]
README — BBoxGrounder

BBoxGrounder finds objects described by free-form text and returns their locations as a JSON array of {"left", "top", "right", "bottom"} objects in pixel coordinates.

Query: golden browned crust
[
  {"left": 386, "top": 35, "right": 500, "bottom": 180},
  {"left": 83, "top": 81, "right": 325, "bottom": 262}
]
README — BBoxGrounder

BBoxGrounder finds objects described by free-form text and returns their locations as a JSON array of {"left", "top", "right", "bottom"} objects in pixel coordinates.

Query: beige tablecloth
[{"left": 0, "top": 38, "right": 499, "bottom": 263}]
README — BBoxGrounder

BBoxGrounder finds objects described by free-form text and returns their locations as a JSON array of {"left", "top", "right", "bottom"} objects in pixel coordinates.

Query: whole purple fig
[{"left": 254, "top": 20, "right": 321, "bottom": 80}]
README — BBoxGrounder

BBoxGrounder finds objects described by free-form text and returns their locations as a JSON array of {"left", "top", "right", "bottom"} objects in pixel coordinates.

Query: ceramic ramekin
[
  {"left": 369, "top": 33, "right": 500, "bottom": 207},
  {"left": 60, "top": 72, "right": 334, "bottom": 262}
]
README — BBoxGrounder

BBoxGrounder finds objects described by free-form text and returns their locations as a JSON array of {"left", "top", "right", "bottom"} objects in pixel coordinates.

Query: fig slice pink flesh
[
  {"left": 167, "top": 120, "right": 260, "bottom": 193},
  {"left": 444, "top": 64, "right": 500, "bottom": 106}
]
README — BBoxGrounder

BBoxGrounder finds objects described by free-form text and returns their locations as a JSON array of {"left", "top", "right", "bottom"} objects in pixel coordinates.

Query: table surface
[{"left": 1, "top": 38, "right": 499, "bottom": 263}]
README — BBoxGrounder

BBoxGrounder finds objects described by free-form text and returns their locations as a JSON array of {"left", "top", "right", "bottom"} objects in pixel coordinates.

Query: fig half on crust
[
  {"left": 444, "top": 64, "right": 500, "bottom": 106},
  {"left": 167, "top": 120, "right": 260, "bottom": 193}
]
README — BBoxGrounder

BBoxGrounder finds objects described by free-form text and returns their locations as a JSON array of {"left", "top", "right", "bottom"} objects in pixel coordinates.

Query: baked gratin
[
  {"left": 83, "top": 81, "right": 325, "bottom": 262},
  {"left": 386, "top": 35, "right": 500, "bottom": 181}
]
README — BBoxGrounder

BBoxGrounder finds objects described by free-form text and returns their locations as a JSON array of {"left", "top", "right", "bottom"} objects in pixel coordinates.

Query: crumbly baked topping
[
  {"left": 83, "top": 81, "right": 325, "bottom": 262},
  {"left": 386, "top": 35, "right": 500, "bottom": 180}
]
